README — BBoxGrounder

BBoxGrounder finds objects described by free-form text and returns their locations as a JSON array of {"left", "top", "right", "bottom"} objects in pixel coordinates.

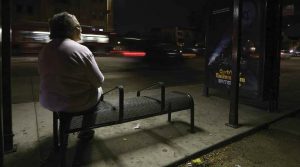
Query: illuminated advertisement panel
[{"left": 206, "top": 0, "right": 264, "bottom": 99}]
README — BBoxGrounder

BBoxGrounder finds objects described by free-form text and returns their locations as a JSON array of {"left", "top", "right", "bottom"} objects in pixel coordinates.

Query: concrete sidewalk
[{"left": 4, "top": 82, "right": 299, "bottom": 167}]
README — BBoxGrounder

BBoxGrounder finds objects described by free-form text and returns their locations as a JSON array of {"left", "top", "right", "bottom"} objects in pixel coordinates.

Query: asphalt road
[
  {"left": 11, "top": 55, "right": 203, "bottom": 75},
  {"left": 10, "top": 55, "right": 300, "bottom": 105},
  {"left": 11, "top": 55, "right": 204, "bottom": 103}
]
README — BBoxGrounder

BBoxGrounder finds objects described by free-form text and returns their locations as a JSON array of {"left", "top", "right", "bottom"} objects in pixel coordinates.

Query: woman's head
[{"left": 48, "top": 12, "right": 82, "bottom": 41}]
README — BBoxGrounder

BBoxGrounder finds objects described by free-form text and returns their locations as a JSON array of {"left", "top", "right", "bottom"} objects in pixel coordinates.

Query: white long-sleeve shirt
[{"left": 38, "top": 38, "right": 104, "bottom": 113}]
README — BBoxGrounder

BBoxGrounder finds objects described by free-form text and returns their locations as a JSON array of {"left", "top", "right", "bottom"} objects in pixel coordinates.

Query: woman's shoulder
[{"left": 63, "top": 39, "right": 92, "bottom": 54}]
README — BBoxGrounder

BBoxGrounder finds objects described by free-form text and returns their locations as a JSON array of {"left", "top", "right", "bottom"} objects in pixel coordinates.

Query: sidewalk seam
[{"left": 31, "top": 77, "right": 44, "bottom": 165}]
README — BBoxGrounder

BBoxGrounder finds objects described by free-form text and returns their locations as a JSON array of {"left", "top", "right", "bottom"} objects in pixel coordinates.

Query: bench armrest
[
  {"left": 100, "top": 86, "right": 124, "bottom": 101},
  {"left": 100, "top": 86, "right": 124, "bottom": 120},
  {"left": 137, "top": 82, "right": 165, "bottom": 96},
  {"left": 137, "top": 82, "right": 165, "bottom": 111}
]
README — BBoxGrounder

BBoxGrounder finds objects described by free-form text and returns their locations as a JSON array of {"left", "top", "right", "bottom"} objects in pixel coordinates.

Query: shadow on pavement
[{"left": 37, "top": 121, "right": 203, "bottom": 167}]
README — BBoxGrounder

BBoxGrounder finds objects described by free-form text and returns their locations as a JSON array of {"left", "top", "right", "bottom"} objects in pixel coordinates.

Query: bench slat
[
  {"left": 68, "top": 92, "right": 192, "bottom": 131},
  {"left": 123, "top": 96, "right": 161, "bottom": 120},
  {"left": 69, "top": 101, "right": 118, "bottom": 130}
]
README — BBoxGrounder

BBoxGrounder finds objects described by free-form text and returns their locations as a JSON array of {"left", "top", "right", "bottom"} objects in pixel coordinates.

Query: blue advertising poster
[{"left": 206, "top": 0, "right": 264, "bottom": 99}]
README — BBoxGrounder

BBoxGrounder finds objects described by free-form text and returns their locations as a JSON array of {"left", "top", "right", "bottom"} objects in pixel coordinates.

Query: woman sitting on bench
[{"left": 38, "top": 12, "right": 104, "bottom": 140}]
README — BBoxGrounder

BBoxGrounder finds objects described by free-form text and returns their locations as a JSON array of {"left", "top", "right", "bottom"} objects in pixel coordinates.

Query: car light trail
[{"left": 111, "top": 50, "right": 146, "bottom": 57}]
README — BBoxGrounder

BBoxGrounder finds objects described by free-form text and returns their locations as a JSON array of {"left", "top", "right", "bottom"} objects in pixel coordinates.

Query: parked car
[
  {"left": 280, "top": 50, "right": 292, "bottom": 59},
  {"left": 295, "top": 50, "right": 300, "bottom": 57},
  {"left": 292, "top": 47, "right": 300, "bottom": 57},
  {"left": 180, "top": 45, "right": 198, "bottom": 58},
  {"left": 185, "top": 43, "right": 206, "bottom": 56}
]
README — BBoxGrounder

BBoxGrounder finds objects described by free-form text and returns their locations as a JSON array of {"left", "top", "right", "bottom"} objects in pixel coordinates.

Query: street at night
[
  {"left": 1, "top": 0, "right": 300, "bottom": 166},
  {"left": 11, "top": 55, "right": 203, "bottom": 103}
]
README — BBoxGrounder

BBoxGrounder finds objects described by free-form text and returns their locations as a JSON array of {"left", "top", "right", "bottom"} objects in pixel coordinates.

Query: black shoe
[{"left": 78, "top": 129, "right": 95, "bottom": 140}]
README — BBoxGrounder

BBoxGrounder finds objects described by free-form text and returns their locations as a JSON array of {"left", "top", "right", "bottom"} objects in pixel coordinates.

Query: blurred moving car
[
  {"left": 12, "top": 22, "right": 49, "bottom": 55},
  {"left": 12, "top": 21, "right": 110, "bottom": 56},
  {"left": 80, "top": 33, "right": 110, "bottom": 54},
  {"left": 12, "top": 30, "right": 50, "bottom": 55},
  {"left": 79, "top": 26, "right": 110, "bottom": 54},
  {"left": 109, "top": 37, "right": 147, "bottom": 57},
  {"left": 145, "top": 43, "right": 183, "bottom": 62}
]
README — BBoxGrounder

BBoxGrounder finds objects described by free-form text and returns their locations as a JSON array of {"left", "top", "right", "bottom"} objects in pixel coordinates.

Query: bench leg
[
  {"left": 203, "top": 86, "right": 209, "bottom": 97},
  {"left": 53, "top": 112, "right": 59, "bottom": 151},
  {"left": 59, "top": 117, "right": 70, "bottom": 167},
  {"left": 190, "top": 106, "right": 195, "bottom": 133},
  {"left": 167, "top": 103, "right": 172, "bottom": 122},
  {"left": 60, "top": 133, "right": 69, "bottom": 167}
]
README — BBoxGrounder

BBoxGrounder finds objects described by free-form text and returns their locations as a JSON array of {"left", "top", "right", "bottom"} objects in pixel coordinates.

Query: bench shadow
[
  {"left": 4, "top": 136, "right": 61, "bottom": 167},
  {"left": 35, "top": 121, "right": 202, "bottom": 166},
  {"left": 39, "top": 137, "right": 61, "bottom": 167},
  {"left": 69, "top": 121, "right": 203, "bottom": 166}
]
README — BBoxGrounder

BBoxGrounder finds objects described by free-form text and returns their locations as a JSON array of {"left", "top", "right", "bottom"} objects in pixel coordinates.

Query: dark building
[{"left": 12, "top": 0, "right": 114, "bottom": 31}]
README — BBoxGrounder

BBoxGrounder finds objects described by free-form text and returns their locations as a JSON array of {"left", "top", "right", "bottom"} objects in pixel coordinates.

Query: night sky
[{"left": 113, "top": 0, "right": 206, "bottom": 33}]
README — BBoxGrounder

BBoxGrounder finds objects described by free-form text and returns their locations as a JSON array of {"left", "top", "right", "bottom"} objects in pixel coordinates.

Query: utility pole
[
  {"left": 106, "top": 0, "right": 113, "bottom": 32},
  {"left": 227, "top": 0, "right": 243, "bottom": 128},
  {"left": 0, "top": 0, "right": 4, "bottom": 165},
  {"left": 2, "top": 0, "right": 15, "bottom": 153}
]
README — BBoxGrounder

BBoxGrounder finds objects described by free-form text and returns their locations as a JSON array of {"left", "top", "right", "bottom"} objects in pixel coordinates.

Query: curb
[{"left": 166, "top": 109, "right": 300, "bottom": 167}]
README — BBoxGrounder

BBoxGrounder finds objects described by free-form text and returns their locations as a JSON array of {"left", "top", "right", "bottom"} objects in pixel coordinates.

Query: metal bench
[{"left": 52, "top": 82, "right": 194, "bottom": 166}]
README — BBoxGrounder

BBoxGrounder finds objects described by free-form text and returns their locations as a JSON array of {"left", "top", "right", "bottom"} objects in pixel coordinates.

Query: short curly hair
[{"left": 48, "top": 12, "right": 80, "bottom": 39}]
